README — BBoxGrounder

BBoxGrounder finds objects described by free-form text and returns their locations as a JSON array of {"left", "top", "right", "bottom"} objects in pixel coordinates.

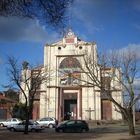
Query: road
[{"left": 0, "top": 125, "right": 140, "bottom": 140}]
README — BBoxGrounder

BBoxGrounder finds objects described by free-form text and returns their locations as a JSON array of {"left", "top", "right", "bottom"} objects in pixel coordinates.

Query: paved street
[{"left": 0, "top": 125, "right": 140, "bottom": 140}]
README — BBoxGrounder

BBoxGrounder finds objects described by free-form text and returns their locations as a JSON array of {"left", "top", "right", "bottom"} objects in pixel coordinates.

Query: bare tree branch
[
  {"left": 79, "top": 49, "right": 140, "bottom": 135},
  {"left": 0, "top": 0, "right": 73, "bottom": 29},
  {"left": 6, "top": 56, "right": 51, "bottom": 134}
]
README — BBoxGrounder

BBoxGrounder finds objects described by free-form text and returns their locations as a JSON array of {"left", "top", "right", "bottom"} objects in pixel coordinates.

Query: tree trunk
[
  {"left": 128, "top": 119, "right": 135, "bottom": 135},
  {"left": 29, "top": 98, "right": 33, "bottom": 120},
  {"left": 24, "top": 109, "right": 29, "bottom": 134},
  {"left": 121, "top": 108, "right": 135, "bottom": 135},
  {"left": 24, "top": 119, "right": 29, "bottom": 134},
  {"left": 127, "top": 110, "right": 135, "bottom": 135},
  {"left": 24, "top": 99, "right": 34, "bottom": 134}
]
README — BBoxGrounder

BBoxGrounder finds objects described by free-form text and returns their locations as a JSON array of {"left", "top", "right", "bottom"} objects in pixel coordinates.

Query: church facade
[{"left": 20, "top": 30, "right": 123, "bottom": 121}]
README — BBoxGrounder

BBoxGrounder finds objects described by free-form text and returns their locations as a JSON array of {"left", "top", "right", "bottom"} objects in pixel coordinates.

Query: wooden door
[{"left": 101, "top": 100, "right": 112, "bottom": 120}]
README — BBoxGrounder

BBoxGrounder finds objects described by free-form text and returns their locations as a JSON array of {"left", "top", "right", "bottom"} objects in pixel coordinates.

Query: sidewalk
[
  {"left": 92, "top": 124, "right": 140, "bottom": 140},
  {"left": 0, "top": 124, "right": 140, "bottom": 140},
  {"left": 93, "top": 133, "right": 140, "bottom": 140}
]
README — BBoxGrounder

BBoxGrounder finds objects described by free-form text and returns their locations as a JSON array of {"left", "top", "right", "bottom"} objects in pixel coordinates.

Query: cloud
[
  {"left": 0, "top": 17, "right": 60, "bottom": 43},
  {"left": 118, "top": 43, "right": 140, "bottom": 59},
  {"left": 109, "top": 43, "right": 140, "bottom": 90},
  {"left": 108, "top": 43, "right": 140, "bottom": 61},
  {"left": 109, "top": 43, "right": 140, "bottom": 60}
]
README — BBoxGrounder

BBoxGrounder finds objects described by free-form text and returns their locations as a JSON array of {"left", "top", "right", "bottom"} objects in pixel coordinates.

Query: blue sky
[{"left": 0, "top": 0, "right": 140, "bottom": 90}]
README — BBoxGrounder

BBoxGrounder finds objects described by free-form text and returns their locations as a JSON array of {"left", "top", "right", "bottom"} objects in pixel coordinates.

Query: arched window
[
  {"left": 59, "top": 57, "right": 81, "bottom": 86},
  {"left": 59, "top": 57, "right": 81, "bottom": 69}
]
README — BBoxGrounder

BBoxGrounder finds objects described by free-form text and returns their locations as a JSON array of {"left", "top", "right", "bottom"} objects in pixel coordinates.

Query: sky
[{"left": 0, "top": 0, "right": 140, "bottom": 91}]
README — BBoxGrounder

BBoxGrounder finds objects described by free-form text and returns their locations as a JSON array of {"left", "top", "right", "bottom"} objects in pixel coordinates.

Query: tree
[
  {"left": 0, "top": 0, "right": 73, "bottom": 29},
  {"left": 79, "top": 49, "right": 140, "bottom": 135},
  {"left": 7, "top": 56, "right": 51, "bottom": 134}
]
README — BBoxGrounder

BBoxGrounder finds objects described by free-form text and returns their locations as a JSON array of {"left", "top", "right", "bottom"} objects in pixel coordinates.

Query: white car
[
  {"left": 0, "top": 118, "right": 22, "bottom": 127},
  {"left": 36, "top": 117, "right": 57, "bottom": 128},
  {"left": 7, "top": 120, "right": 44, "bottom": 132}
]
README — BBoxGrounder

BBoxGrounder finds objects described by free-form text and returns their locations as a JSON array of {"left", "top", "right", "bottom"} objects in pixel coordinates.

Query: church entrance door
[
  {"left": 64, "top": 99, "right": 77, "bottom": 120},
  {"left": 58, "top": 88, "right": 82, "bottom": 122}
]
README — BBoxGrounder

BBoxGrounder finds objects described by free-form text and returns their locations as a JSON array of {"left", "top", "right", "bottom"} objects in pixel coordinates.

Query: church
[{"left": 20, "top": 30, "right": 123, "bottom": 121}]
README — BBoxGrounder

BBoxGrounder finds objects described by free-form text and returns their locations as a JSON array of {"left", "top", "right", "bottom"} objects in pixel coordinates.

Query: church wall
[
  {"left": 44, "top": 45, "right": 48, "bottom": 66},
  {"left": 82, "top": 87, "right": 101, "bottom": 120},
  {"left": 82, "top": 87, "right": 89, "bottom": 120},
  {"left": 40, "top": 92, "right": 47, "bottom": 118},
  {"left": 39, "top": 87, "right": 58, "bottom": 119},
  {"left": 44, "top": 88, "right": 56, "bottom": 117},
  {"left": 109, "top": 68, "right": 122, "bottom": 120},
  {"left": 112, "top": 91, "right": 123, "bottom": 120},
  {"left": 95, "top": 92, "right": 101, "bottom": 120},
  {"left": 18, "top": 30, "right": 124, "bottom": 121},
  {"left": 46, "top": 88, "right": 57, "bottom": 118},
  {"left": 41, "top": 31, "right": 123, "bottom": 121},
  {"left": 49, "top": 47, "right": 56, "bottom": 86}
]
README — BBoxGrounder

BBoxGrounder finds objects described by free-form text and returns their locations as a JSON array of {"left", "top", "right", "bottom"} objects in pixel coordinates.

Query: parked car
[
  {"left": 0, "top": 118, "right": 22, "bottom": 127},
  {"left": 55, "top": 120, "right": 89, "bottom": 133},
  {"left": 7, "top": 120, "right": 44, "bottom": 132},
  {"left": 36, "top": 117, "right": 57, "bottom": 128}
]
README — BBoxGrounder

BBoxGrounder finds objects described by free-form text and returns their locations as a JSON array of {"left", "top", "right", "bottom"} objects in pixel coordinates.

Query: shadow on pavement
[{"left": 0, "top": 126, "right": 140, "bottom": 140}]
